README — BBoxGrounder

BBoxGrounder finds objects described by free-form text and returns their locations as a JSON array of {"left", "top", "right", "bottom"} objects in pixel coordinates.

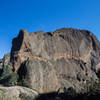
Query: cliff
[
  {"left": 8, "top": 28, "right": 100, "bottom": 93},
  {"left": 0, "top": 28, "right": 100, "bottom": 95}
]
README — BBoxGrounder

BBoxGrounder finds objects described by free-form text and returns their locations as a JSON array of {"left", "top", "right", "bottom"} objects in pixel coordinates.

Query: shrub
[
  {"left": 18, "top": 77, "right": 31, "bottom": 88},
  {"left": 7, "top": 72, "right": 19, "bottom": 86},
  {"left": 0, "top": 65, "right": 12, "bottom": 79},
  {"left": 64, "top": 87, "right": 77, "bottom": 97},
  {"left": 0, "top": 64, "right": 18, "bottom": 86},
  {"left": 83, "top": 78, "right": 100, "bottom": 95}
]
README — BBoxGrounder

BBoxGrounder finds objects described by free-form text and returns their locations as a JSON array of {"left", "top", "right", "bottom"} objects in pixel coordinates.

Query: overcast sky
[{"left": 0, "top": 0, "right": 100, "bottom": 58}]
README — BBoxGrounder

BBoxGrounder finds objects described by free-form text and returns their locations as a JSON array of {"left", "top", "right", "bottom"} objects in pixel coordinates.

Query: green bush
[
  {"left": 0, "top": 64, "right": 18, "bottom": 86},
  {"left": 18, "top": 77, "right": 31, "bottom": 88},
  {"left": 0, "top": 65, "right": 12, "bottom": 79},
  {"left": 83, "top": 78, "right": 100, "bottom": 95},
  {"left": 0, "top": 64, "right": 31, "bottom": 89},
  {"left": 7, "top": 72, "right": 19, "bottom": 86}
]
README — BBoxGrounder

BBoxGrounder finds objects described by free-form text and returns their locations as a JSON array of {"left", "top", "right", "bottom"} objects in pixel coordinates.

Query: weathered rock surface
[
  {"left": 0, "top": 53, "right": 10, "bottom": 75},
  {"left": 0, "top": 53, "right": 10, "bottom": 67},
  {"left": 10, "top": 28, "right": 100, "bottom": 93},
  {"left": 0, "top": 86, "right": 38, "bottom": 100}
]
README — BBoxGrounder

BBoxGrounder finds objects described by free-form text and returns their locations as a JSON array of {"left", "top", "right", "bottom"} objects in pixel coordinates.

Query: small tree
[
  {"left": 7, "top": 72, "right": 19, "bottom": 86},
  {"left": 0, "top": 64, "right": 19, "bottom": 86},
  {"left": 0, "top": 65, "right": 12, "bottom": 79}
]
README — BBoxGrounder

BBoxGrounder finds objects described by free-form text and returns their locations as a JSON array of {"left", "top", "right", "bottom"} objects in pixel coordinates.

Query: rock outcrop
[
  {"left": 9, "top": 28, "right": 100, "bottom": 93},
  {"left": 0, "top": 53, "right": 10, "bottom": 67},
  {"left": 0, "top": 53, "right": 10, "bottom": 75},
  {"left": 0, "top": 86, "right": 38, "bottom": 100}
]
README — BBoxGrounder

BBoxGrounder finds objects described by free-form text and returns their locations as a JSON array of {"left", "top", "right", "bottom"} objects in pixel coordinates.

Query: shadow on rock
[{"left": 36, "top": 92, "right": 100, "bottom": 100}]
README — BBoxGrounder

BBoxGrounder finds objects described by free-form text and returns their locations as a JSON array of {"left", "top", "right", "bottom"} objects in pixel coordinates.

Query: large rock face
[{"left": 10, "top": 28, "right": 100, "bottom": 93}]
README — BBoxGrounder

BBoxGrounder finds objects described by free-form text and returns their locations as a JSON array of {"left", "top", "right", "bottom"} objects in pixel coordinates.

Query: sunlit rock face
[
  {"left": 10, "top": 28, "right": 100, "bottom": 93},
  {"left": 0, "top": 86, "right": 38, "bottom": 100}
]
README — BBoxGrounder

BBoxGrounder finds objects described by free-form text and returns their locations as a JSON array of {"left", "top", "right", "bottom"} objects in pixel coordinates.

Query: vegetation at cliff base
[{"left": 0, "top": 64, "right": 18, "bottom": 86}]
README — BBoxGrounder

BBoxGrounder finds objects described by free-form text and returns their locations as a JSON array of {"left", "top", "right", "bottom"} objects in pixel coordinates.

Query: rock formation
[
  {"left": 0, "top": 53, "right": 10, "bottom": 76},
  {"left": 0, "top": 86, "right": 38, "bottom": 100},
  {"left": 0, "top": 53, "right": 10, "bottom": 68},
  {"left": 9, "top": 28, "right": 100, "bottom": 93},
  {"left": 0, "top": 28, "right": 100, "bottom": 95}
]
